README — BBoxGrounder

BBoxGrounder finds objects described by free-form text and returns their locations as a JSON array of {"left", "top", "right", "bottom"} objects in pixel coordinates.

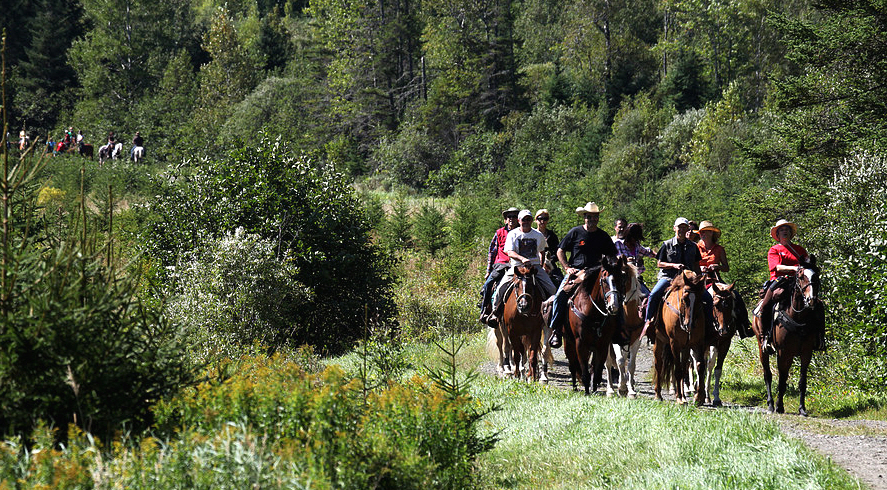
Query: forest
[{"left": 1, "top": 0, "right": 886, "bottom": 487}]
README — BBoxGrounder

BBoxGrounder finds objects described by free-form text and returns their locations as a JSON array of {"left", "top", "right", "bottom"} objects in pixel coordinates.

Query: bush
[
  {"left": 413, "top": 203, "right": 449, "bottom": 256},
  {"left": 145, "top": 134, "right": 396, "bottom": 354}
]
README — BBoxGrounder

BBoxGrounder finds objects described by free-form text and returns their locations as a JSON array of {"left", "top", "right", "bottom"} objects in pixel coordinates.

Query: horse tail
[
  {"left": 485, "top": 327, "right": 500, "bottom": 361},
  {"left": 653, "top": 342, "right": 676, "bottom": 391}
]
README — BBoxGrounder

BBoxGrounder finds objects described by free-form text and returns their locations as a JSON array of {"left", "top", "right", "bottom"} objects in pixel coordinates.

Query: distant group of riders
[
  {"left": 479, "top": 203, "right": 824, "bottom": 355},
  {"left": 17, "top": 127, "right": 146, "bottom": 164}
]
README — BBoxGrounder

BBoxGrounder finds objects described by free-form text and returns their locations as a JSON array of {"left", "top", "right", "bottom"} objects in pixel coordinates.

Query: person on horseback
[
  {"left": 615, "top": 222, "right": 655, "bottom": 296},
  {"left": 534, "top": 209, "right": 563, "bottom": 285},
  {"left": 696, "top": 220, "right": 753, "bottom": 337},
  {"left": 547, "top": 202, "right": 618, "bottom": 348},
  {"left": 644, "top": 217, "right": 713, "bottom": 334},
  {"left": 130, "top": 131, "right": 144, "bottom": 159},
  {"left": 488, "top": 210, "right": 558, "bottom": 322},
  {"left": 612, "top": 218, "right": 628, "bottom": 244},
  {"left": 756, "top": 219, "right": 810, "bottom": 354},
  {"left": 480, "top": 207, "right": 520, "bottom": 324}
]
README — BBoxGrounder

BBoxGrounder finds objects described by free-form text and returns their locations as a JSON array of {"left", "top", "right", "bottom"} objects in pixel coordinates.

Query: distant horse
[
  {"left": 652, "top": 270, "right": 707, "bottom": 405},
  {"left": 98, "top": 142, "right": 123, "bottom": 165},
  {"left": 564, "top": 256, "right": 630, "bottom": 394},
  {"left": 605, "top": 262, "right": 644, "bottom": 398},
  {"left": 688, "top": 281, "right": 738, "bottom": 406},
  {"left": 79, "top": 143, "right": 94, "bottom": 160},
  {"left": 753, "top": 257, "right": 824, "bottom": 415},
  {"left": 132, "top": 146, "right": 144, "bottom": 163}
]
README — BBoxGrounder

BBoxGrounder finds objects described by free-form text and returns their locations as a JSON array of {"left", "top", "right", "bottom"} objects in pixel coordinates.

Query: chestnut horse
[
  {"left": 688, "top": 282, "right": 738, "bottom": 406},
  {"left": 753, "top": 257, "right": 824, "bottom": 415},
  {"left": 499, "top": 266, "right": 547, "bottom": 381},
  {"left": 652, "top": 270, "right": 707, "bottom": 405},
  {"left": 564, "top": 256, "right": 630, "bottom": 394}
]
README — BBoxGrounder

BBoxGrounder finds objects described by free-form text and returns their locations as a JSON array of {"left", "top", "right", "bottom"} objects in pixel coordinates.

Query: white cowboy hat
[
  {"left": 770, "top": 219, "right": 798, "bottom": 241},
  {"left": 575, "top": 202, "right": 602, "bottom": 217}
]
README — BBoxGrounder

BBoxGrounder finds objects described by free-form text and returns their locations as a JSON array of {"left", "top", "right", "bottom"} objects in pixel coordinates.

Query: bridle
[
  {"left": 664, "top": 285, "right": 700, "bottom": 332},
  {"left": 514, "top": 268, "right": 541, "bottom": 317},
  {"left": 790, "top": 268, "right": 818, "bottom": 313},
  {"left": 569, "top": 266, "right": 625, "bottom": 336}
]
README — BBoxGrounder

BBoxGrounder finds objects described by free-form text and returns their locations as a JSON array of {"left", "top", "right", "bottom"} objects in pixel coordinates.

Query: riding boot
[{"left": 547, "top": 321, "right": 562, "bottom": 349}]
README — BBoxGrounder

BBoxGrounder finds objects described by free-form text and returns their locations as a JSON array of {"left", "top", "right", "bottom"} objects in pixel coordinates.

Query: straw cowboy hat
[
  {"left": 575, "top": 202, "right": 602, "bottom": 218},
  {"left": 770, "top": 219, "right": 798, "bottom": 241},
  {"left": 698, "top": 220, "right": 721, "bottom": 241}
]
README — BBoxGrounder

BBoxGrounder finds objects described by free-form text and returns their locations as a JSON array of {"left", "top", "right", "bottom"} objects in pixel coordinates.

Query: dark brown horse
[
  {"left": 753, "top": 257, "right": 823, "bottom": 415},
  {"left": 500, "top": 266, "right": 547, "bottom": 381},
  {"left": 564, "top": 256, "right": 630, "bottom": 394},
  {"left": 653, "top": 270, "right": 707, "bottom": 405},
  {"left": 691, "top": 281, "right": 738, "bottom": 406}
]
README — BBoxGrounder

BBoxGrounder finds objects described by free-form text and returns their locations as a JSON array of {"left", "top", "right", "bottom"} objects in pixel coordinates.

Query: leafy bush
[
  {"left": 165, "top": 229, "right": 312, "bottom": 364},
  {"left": 145, "top": 134, "right": 396, "bottom": 354},
  {"left": 152, "top": 355, "right": 495, "bottom": 489},
  {"left": 413, "top": 203, "right": 449, "bottom": 256}
]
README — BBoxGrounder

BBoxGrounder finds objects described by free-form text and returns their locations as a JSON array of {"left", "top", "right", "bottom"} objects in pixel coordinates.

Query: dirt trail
[{"left": 481, "top": 340, "right": 887, "bottom": 489}]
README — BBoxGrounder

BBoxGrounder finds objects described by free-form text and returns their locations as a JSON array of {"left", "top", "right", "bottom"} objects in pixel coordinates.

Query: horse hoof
[
  {"left": 628, "top": 393, "right": 637, "bottom": 400},
  {"left": 799, "top": 408, "right": 808, "bottom": 417},
  {"left": 776, "top": 406, "right": 785, "bottom": 414},
  {"left": 767, "top": 404, "right": 775, "bottom": 413},
  {"left": 712, "top": 400, "right": 723, "bottom": 408}
]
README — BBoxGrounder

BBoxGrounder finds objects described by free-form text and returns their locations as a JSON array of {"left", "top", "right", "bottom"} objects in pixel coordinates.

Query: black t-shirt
[{"left": 558, "top": 225, "right": 617, "bottom": 269}]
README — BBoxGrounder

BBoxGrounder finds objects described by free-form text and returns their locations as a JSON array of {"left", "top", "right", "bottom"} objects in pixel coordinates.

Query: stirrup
[
  {"left": 548, "top": 330, "right": 562, "bottom": 349},
  {"left": 763, "top": 339, "right": 775, "bottom": 355}
]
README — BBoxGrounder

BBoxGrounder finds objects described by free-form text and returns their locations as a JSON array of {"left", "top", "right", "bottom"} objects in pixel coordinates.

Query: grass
[{"left": 332, "top": 331, "right": 865, "bottom": 489}]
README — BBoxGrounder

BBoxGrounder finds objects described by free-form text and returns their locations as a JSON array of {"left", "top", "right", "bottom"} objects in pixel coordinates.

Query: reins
[{"left": 568, "top": 269, "right": 622, "bottom": 337}]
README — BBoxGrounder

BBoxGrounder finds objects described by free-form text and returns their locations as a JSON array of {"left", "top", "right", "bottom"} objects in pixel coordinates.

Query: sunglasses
[{"left": 536, "top": 216, "right": 549, "bottom": 222}]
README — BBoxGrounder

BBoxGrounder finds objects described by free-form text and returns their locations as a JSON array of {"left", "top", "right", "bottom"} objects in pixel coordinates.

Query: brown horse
[
  {"left": 564, "top": 256, "right": 630, "bottom": 394},
  {"left": 500, "top": 266, "right": 547, "bottom": 381},
  {"left": 652, "top": 270, "right": 707, "bottom": 405},
  {"left": 690, "top": 282, "right": 738, "bottom": 406},
  {"left": 753, "top": 257, "right": 823, "bottom": 415}
]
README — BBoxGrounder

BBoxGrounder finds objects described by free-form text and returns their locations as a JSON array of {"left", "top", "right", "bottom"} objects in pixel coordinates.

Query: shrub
[
  {"left": 144, "top": 134, "right": 396, "bottom": 354},
  {"left": 413, "top": 203, "right": 449, "bottom": 256}
]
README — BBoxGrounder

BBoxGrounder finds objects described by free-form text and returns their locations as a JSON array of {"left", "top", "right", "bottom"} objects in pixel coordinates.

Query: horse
[
  {"left": 753, "top": 257, "right": 824, "bottom": 415},
  {"left": 688, "top": 281, "right": 738, "bottom": 406},
  {"left": 652, "top": 270, "right": 707, "bottom": 405},
  {"left": 98, "top": 142, "right": 123, "bottom": 165},
  {"left": 132, "top": 146, "right": 144, "bottom": 163},
  {"left": 605, "top": 261, "right": 644, "bottom": 398},
  {"left": 79, "top": 143, "right": 94, "bottom": 160},
  {"left": 563, "top": 256, "right": 630, "bottom": 394}
]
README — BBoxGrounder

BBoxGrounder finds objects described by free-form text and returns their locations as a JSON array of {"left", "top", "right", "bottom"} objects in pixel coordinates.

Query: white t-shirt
[{"left": 504, "top": 227, "right": 547, "bottom": 267}]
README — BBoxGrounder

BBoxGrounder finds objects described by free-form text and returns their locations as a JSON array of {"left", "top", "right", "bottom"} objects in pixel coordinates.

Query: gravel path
[{"left": 481, "top": 339, "right": 887, "bottom": 489}]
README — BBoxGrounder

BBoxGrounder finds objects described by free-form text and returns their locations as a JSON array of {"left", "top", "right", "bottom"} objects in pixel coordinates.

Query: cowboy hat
[
  {"left": 698, "top": 220, "right": 721, "bottom": 240},
  {"left": 575, "top": 202, "right": 602, "bottom": 217},
  {"left": 770, "top": 219, "right": 798, "bottom": 241},
  {"left": 502, "top": 207, "right": 519, "bottom": 218}
]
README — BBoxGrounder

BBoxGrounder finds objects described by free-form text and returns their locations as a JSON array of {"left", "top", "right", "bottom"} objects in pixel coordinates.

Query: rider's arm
[
  {"left": 557, "top": 248, "right": 573, "bottom": 275},
  {"left": 506, "top": 250, "right": 530, "bottom": 265},
  {"left": 717, "top": 248, "right": 730, "bottom": 273}
]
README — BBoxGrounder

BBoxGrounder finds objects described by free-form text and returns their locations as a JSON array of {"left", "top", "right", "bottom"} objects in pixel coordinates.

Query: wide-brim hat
[
  {"left": 771, "top": 219, "right": 798, "bottom": 241},
  {"left": 698, "top": 220, "right": 721, "bottom": 240},
  {"left": 575, "top": 202, "right": 602, "bottom": 217},
  {"left": 502, "top": 207, "right": 519, "bottom": 218}
]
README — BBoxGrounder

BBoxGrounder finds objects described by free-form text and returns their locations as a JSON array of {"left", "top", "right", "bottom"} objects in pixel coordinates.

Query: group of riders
[
  {"left": 479, "top": 202, "right": 823, "bottom": 355},
  {"left": 18, "top": 127, "right": 146, "bottom": 162}
]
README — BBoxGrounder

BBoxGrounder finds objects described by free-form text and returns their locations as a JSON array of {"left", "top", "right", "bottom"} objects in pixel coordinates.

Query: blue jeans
[
  {"left": 548, "top": 275, "right": 572, "bottom": 332},
  {"left": 480, "top": 263, "right": 508, "bottom": 313},
  {"left": 644, "top": 276, "right": 713, "bottom": 325}
]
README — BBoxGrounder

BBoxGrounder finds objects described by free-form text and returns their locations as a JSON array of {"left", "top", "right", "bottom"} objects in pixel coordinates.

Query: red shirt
[
  {"left": 697, "top": 242, "right": 726, "bottom": 270},
  {"left": 768, "top": 243, "right": 809, "bottom": 280}
]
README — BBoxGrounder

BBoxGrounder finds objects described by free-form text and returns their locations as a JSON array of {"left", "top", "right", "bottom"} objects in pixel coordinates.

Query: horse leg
[
  {"left": 494, "top": 325, "right": 508, "bottom": 377},
  {"left": 540, "top": 323, "right": 552, "bottom": 383},
  {"left": 605, "top": 345, "right": 619, "bottom": 397},
  {"left": 692, "top": 345, "right": 707, "bottom": 407},
  {"left": 673, "top": 347, "right": 687, "bottom": 405},
  {"left": 775, "top": 353, "right": 792, "bottom": 414},
  {"left": 710, "top": 345, "right": 725, "bottom": 407},
  {"left": 798, "top": 350, "right": 812, "bottom": 417},
  {"left": 653, "top": 338, "right": 665, "bottom": 401},
  {"left": 626, "top": 338, "right": 641, "bottom": 398}
]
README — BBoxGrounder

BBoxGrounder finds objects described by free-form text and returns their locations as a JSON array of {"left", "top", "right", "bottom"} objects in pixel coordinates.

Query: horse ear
[
  {"left": 712, "top": 282, "right": 721, "bottom": 293},
  {"left": 726, "top": 283, "right": 735, "bottom": 292}
]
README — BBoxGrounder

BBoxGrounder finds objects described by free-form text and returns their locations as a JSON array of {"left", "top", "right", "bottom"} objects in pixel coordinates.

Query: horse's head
[
  {"left": 795, "top": 255, "right": 821, "bottom": 309},
  {"left": 600, "top": 256, "right": 627, "bottom": 315},
  {"left": 710, "top": 282, "right": 736, "bottom": 335},
  {"left": 512, "top": 265, "right": 540, "bottom": 316},
  {"left": 670, "top": 270, "right": 705, "bottom": 331}
]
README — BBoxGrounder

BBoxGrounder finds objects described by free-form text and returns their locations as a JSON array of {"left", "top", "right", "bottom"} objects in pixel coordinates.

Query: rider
[
  {"left": 534, "top": 209, "right": 563, "bottom": 285},
  {"left": 643, "top": 217, "right": 713, "bottom": 335},
  {"left": 130, "top": 131, "right": 144, "bottom": 159},
  {"left": 756, "top": 219, "right": 810, "bottom": 354},
  {"left": 547, "top": 202, "right": 618, "bottom": 348},
  {"left": 489, "top": 210, "right": 557, "bottom": 321},
  {"left": 615, "top": 222, "right": 656, "bottom": 297},
  {"left": 696, "top": 220, "right": 753, "bottom": 337},
  {"left": 612, "top": 217, "right": 628, "bottom": 244},
  {"left": 480, "top": 207, "right": 520, "bottom": 324}
]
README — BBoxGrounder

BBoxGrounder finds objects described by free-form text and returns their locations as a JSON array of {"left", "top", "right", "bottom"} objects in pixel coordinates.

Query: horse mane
[
  {"left": 581, "top": 265, "right": 604, "bottom": 290},
  {"left": 668, "top": 270, "right": 703, "bottom": 292}
]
